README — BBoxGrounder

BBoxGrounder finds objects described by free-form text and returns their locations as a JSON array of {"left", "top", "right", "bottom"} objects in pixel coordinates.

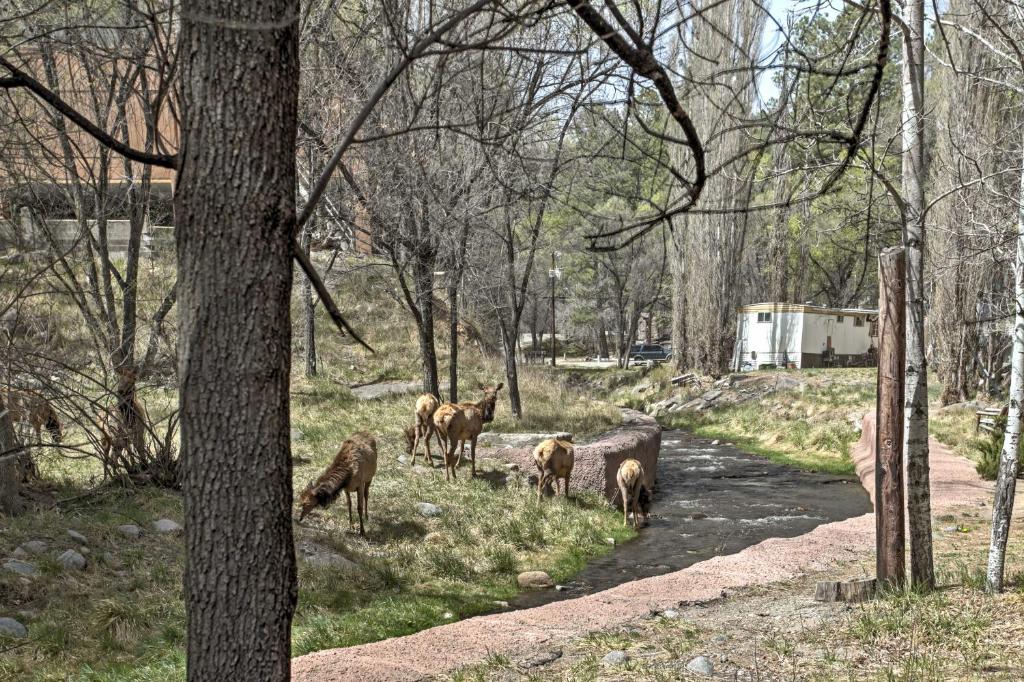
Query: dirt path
[{"left": 291, "top": 418, "right": 991, "bottom": 681}]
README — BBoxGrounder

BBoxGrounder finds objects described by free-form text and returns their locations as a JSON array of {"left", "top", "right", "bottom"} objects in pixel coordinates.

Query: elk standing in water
[
  {"left": 298, "top": 432, "right": 378, "bottom": 536},
  {"left": 616, "top": 458, "right": 651, "bottom": 528},
  {"left": 432, "top": 382, "right": 502, "bottom": 480},
  {"left": 533, "top": 438, "right": 574, "bottom": 502}
]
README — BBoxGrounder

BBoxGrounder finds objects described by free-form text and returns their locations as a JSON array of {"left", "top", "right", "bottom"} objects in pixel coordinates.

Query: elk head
[{"left": 476, "top": 382, "right": 503, "bottom": 423}]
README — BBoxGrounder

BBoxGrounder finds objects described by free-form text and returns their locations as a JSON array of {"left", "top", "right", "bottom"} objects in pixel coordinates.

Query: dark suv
[{"left": 629, "top": 344, "right": 672, "bottom": 363}]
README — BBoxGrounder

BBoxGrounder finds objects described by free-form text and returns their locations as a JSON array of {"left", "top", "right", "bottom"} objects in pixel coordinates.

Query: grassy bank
[
  {"left": 450, "top": 502, "right": 1024, "bottom": 681},
  {"left": 0, "top": 257, "right": 628, "bottom": 681}
]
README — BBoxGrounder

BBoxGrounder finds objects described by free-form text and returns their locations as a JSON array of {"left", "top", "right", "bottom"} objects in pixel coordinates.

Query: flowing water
[{"left": 512, "top": 430, "right": 871, "bottom": 609}]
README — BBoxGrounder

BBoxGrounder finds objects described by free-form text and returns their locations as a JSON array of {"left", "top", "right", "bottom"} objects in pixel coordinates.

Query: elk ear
[
  {"left": 495, "top": 382, "right": 503, "bottom": 391},
  {"left": 315, "top": 486, "right": 332, "bottom": 505}
]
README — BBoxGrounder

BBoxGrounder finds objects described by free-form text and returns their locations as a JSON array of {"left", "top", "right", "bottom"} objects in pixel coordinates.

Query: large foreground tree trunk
[
  {"left": 176, "top": 2, "right": 299, "bottom": 679},
  {"left": 985, "top": 141, "right": 1024, "bottom": 593}
]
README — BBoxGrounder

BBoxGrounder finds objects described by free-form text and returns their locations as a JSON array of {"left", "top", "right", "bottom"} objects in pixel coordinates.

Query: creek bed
[{"left": 512, "top": 430, "right": 871, "bottom": 609}]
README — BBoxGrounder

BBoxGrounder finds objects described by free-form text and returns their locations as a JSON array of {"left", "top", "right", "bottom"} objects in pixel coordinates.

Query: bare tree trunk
[
  {"left": 499, "top": 320, "right": 523, "bottom": 419},
  {"left": 0, "top": 395, "right": 25, "bottom": 516},
  {"left": 985, "top": 141, "right": 1024, "bottom": 593},
  {"left": 413, "top": 256, "right": 440, "bottom": 397},
  {"left": 302, "top": 225, "right": 317, "bottom": 378},
  {"left": 597, "top": 313, "right": 609, "bottom": 359},
  {"left": 900, "top": 0, "right": 935, "bottom": 591},
  {"left": 176, "top": 1, "right": 299, "bottom": 678},
  {"left": 448, "top": 282, "right": 459, "bottom": 403}
]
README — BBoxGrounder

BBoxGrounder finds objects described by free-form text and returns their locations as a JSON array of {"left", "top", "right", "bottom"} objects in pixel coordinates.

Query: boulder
[
  {"left": 3, "top": 560, "right": 38, "bottom": 577},
  {"left": 67, "top": 530, "right": 88, "bottom": 544},
  {"left": 416, "top": 502, "right": 443, "bottom": 518},
  {"left": 19, "top": 540, "right": 47, "bottom": 555},
  {"left": 117, "top": 524, "right": 142, "bottom": 539},
  {"left": 57, "top": 549, "right": 87, "bottom": 571},
  {"left": 602, "top": 650, "right": 628, "bottom": 665},
  {"left": 304, "top": 552, "right": 359, "bottom": 572},
  {"left": 686, "top": 655, "right": 714, "bottom": 676},
  {"left": 0, "top": 617, "right": 27, "bottom": 638},
  {"left": 153, "top": 519, "right": 183, "bottom": 534},
  {"left": 517, "top": 570, "right": 554, "bottom": 589}
]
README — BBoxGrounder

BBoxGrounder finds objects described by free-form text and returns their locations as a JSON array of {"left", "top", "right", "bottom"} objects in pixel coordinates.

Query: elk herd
[{"left": 300, "top": 381, "right": 653, "bottom": 536}]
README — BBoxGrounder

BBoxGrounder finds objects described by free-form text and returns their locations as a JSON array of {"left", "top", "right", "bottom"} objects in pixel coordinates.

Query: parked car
[{"left": 628, "top": 344, "right": 672, "bottom": 363}]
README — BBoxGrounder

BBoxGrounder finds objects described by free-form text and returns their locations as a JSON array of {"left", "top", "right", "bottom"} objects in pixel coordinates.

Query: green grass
[{"left": 0, "top": 255, "right": 631, "bottom": 681}]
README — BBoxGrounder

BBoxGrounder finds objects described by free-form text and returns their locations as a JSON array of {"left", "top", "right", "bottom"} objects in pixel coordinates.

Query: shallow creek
[{"left": 512, "top": 430, "right": 871, "bottom": 609}]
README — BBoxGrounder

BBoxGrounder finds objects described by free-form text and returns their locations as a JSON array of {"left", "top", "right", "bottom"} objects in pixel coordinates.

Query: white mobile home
[{"left": 732, "top": 303, "right": 878, "bottom": 370}]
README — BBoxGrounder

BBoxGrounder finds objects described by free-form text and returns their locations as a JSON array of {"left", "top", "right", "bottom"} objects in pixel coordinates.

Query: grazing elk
[
  {"left": 432, "top": 382, "right": 503, "bottom": 480},
  {"left": 5, "top": 390, "right": 62, "bottom": 445},
  {"left": 403, "top": 393, "right": 443, "bottom": 467},
  {"left": 616, "top": 458, "right": 651, "bottom": 528},
  {"left": 533, "top": 438, "right": 574, "bottom": 502},
  {"left": 298, "top": 431, "right": 378, "bottom": 536}
]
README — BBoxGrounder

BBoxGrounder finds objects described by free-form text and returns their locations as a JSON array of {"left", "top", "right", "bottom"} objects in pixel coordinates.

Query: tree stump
[{"left": 814, "top": 578, "right": 877, "bottom": 603}]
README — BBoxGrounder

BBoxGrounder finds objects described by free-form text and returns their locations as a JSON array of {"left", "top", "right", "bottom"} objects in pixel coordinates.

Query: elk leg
[
  {"left": 620, "top": 484, "right": 630, "bottom": 526},
  {"left": 423, "top": 423, "right": 434, "bottom": 467},
  {"left": 537, "top": 473, "right": 545, "bottom": 503},
  {"left": 346, "top": 491, "right": 354, "bottom": 529},
  {"left": 564, "top": 472, "right": 571, "bottom": 499},
  {"left": 469, "top": 435, "right": 477, "bottom": 477},
  {"left": 364, "top": 480, "right": 371, "bottom": 520},
  {"left": 411, "top": 425, "right": 422, "bottom": 466},
  {"left": 357, "top": 488, "right": 365, "bottom": 536}
]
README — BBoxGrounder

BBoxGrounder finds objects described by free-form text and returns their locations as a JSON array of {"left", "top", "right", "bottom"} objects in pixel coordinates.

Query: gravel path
[{"left": 291, "top": 417, "right": 990, "bottom": 681}]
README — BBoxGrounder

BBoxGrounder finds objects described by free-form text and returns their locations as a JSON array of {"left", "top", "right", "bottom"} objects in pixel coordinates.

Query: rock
[
  {"left": 690, "top": 512, "right": 707, "bottom": 520},
  {"left": 520, "top": 649, "right": 562, "bottom": 667},
  {"left": 117, "top": 524, "right": 142, "bottom": 539},
  {"left": 681, "top": 398, "right": 706, "bottom": 411},
  {"left": 16, "top": 609, "right": 38, "bottom": 620},
  {"left": 442, "top": 611, "right": 454, "bottom": 619},
  {"left": 701, "top": 389, "right": 723, "bottom": 402},
  {"left": 304, "top": 551, "right": 359, "bottom": 572},
  {"left": 686, "top": 655, "right": 714, "bottom": 676},
  {"left": 67, "top": 530, "right": 88, "bottom": 544},
  {"left": 493, "top": 600, "right": 510, "bottom": 608},
  {"left": 416, "top": 502, "right": 442, "bottom": 518},
  {"left": 941, "top": 525, "right": 957, "bottom": 533},
  {"left": 79, "top": 546, "right": 90, "bottom": 555},
  {"left": 57, "top": 549, "right": 87, "bottom": 571},
  {"left": 290, "top": 428, "right": 304, "bottom": 441},
  {"left": 661, "top": 608, "right": 681, "bottom": 620},
  {"left": 3, "top": 559, "right": 38, "bottom": 577},
  {"left": 605, "top": 537, "right": 616, "bottom": 546},
  {"left": 0, "top": 617, "right": 27, "bottom": 638},
  {"left": 153, "top": 519, "right": 183, "bottom": 534},
  {"left": 102, "top": 552, "right": 124, "bottom": 569},
  {"left": 12, "top": 546, "right": 29, "bottom": 558},
  {"left": 602, "top": 650, "right": 629, "bottom": 665},
  {"left": 710, "top": 439, "right": 720, "bottom": 446},
  {"left": 506, "top": 463, "right": 520, "bottom": 472},
  {"left": 20, "top": 540, "right": 47, "bottom": 557},
  {"left": 517, "top": 571, "right": 554, "bottom": 589},
  {"left": 632, "top": 381, "right": 654, "bottom": 394},
  {"left": 555, "top": 584, "right": 566, "bottom": 592},
  {"left": 397, "top": 455, "right": 410, "bottom": 465}
]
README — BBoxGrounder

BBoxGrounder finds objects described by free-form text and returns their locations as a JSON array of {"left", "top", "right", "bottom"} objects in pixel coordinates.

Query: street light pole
[{"left": 550, "top": 252, "right": 557, "bottom": 367}]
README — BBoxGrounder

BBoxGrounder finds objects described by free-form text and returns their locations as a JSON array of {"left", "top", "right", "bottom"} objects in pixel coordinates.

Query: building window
[
  {"left": 836, "top": 315, "right": 844, "bottom": 323},
  {"left": 757, "top": 312, "right": 771, "bottom": 323},
  {"left": 854, "top": 316, "right": 864, "bottom": 327}
]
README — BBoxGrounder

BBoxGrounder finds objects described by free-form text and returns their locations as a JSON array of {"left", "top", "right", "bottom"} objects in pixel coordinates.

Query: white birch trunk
[
  {"left": 985, "top": 138, "right": 1024, "bottom": 593},
  {"left": 900, "top": 0, "right": 934, "bottom": 590}
]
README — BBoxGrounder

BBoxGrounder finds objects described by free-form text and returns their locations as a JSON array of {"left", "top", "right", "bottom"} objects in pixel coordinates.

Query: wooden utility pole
[
  {"left": 876, "top": 247, "right": 906, "bottom": 588},
  {"left": 550, "top": 252, "right": 557, "bottom": 367}
]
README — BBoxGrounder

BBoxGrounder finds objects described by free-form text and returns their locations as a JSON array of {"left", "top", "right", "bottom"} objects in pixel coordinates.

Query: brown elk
[
  {"left": 616, "top": 458, "right": 651, "bottom": 528},
  {"left": 298, "top": 431, "right": 377, "bottom": 536},
  {"left": 432, "top": 382, "right": 502, "bottom": 480},
  {"left": 533, "top": 438, "right": 574, "bottom": 502},
  {"left": 5, "top": 390, "right": 62, "bottom": 445},
  {"left": 403, "top": 393, "right": 443, "bottom": 467}
]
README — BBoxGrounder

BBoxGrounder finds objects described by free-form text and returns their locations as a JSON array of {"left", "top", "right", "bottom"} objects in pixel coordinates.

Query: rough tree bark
[
  {"left": 985, "top": 139, "right": 1024, "bottom": 593},
  {"left": 0, "top": 395, "right": 25, "bottom": 516},
  {"left": 413, "top": 253, "right": 441, "bottom": 397},
  {"left": 900, "top": 0, "right": 934, "bottom": 591},
  {"left": 176, "top": 1, "right": 299, "bottom": 679}
]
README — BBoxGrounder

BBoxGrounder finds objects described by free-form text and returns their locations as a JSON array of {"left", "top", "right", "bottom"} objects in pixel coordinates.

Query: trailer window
[
  {"left": 757, "top": 312, "right": 771, "bottom": 323},
  {"left": 836, "top": 315, "right": 844, "bottom": 323},
  {"left": 854, "top": 316, "right": 864, "bottom": 327}
]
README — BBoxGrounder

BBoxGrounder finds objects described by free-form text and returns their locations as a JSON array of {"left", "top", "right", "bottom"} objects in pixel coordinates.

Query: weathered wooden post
[{"left": 876, "top": 246, "right": 907, "bottom": 588}]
